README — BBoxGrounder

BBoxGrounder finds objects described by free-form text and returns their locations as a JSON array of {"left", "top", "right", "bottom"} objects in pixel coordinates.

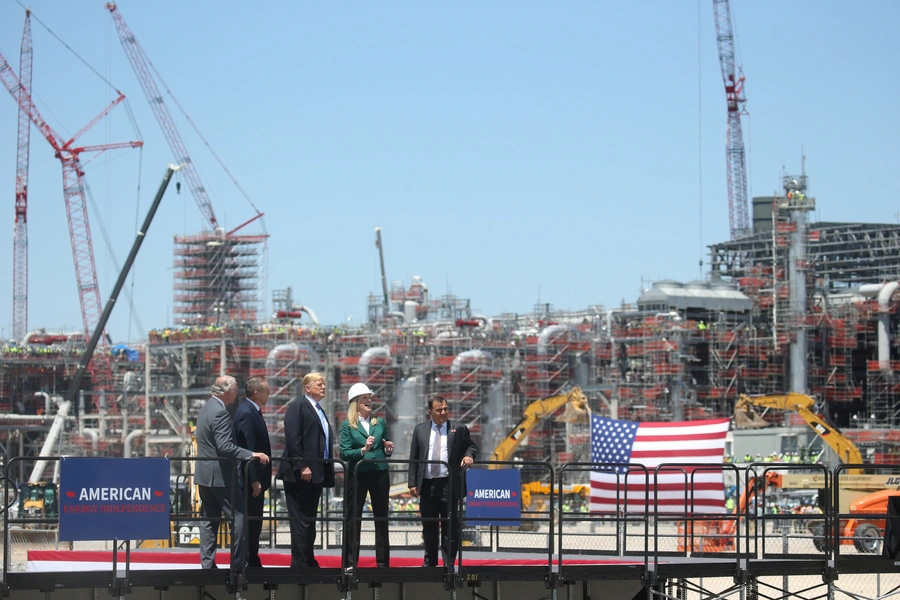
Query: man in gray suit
[{"left": 195, "top": 375, "right": 269, "bottom": 569}]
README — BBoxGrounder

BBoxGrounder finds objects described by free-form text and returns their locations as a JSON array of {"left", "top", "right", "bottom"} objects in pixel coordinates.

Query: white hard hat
[{"left": 347, "top": 383, "right": 373, "bottom": 402}]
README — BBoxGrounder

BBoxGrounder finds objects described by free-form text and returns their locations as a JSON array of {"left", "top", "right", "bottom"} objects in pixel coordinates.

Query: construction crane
[
  {"left": 0, "top": 49, "right": 142, "bottom": 397},
  {"left": 106, "top": 3, "right": 218, "bottom": 229},
  {"left": 12, "top": 10, "right": 32, "bottom": 342},
  {"left": 712, "top": 0, "right": 750, "bottom": 240}
]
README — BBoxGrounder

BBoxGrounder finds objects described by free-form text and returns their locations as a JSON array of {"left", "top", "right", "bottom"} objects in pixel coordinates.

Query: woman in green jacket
[{"left": 340, "top": 383, "right": 394, "bottom": 568}]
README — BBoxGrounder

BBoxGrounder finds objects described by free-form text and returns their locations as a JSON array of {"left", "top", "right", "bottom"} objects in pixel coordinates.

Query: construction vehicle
[
  {"left": 487, "top": 388, "right": 590, "bottom": 530},
  {"left": 490, "top": 387, "right": 590, "bottom": 464},
  {"left": 838, "top": 489, "right": 900, "bottom": 553},
  {"left": 677, "top": 471, "right": 779, "bottom": 553},
  {"left": 521, "top": 482, "right": 590, "bottom": 512},
  {"left": 17, "top": 481, "right": 58, "bottom": 530},
  {"left": 734, "top": 393, "right": 862, "bottom": 467}
]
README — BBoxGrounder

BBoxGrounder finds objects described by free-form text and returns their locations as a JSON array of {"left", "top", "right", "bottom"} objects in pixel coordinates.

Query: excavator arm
[
  {"left": 489, "top": 387, "right": 589, "bottom": 465},
  {"left": 735, "top": 393, "right": 863, "bottom": 466}
]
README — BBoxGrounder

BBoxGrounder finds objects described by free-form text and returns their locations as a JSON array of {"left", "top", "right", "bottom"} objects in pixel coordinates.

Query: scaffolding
[{"left": 172, "top": 230, "right": 265, "bottom": 327}]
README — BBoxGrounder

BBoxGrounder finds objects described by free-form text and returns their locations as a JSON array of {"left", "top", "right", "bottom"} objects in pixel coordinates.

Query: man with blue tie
[
  {"left": 234, "top": 376, "right": 272, "bottom": 569},
  {"left": 276, "top": 372, "right": 335, "bottom": 568}
]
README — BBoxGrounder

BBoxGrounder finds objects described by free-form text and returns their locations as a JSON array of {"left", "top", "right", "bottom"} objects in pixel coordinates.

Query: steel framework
[
  {"left": 713, "top": 0, "right": 750, "bottom": 240},
  {"left": 106, "top": 3, "right": 218, "bottom": 229},
  {"left": 0, "top": 49, "right": 142, "bottom": 391},
  {"left": 12, "top": 11, "right": 32, "bottom": 342},
  {"left": 708, "top": 222, "right": 900, "bottom": 289}
]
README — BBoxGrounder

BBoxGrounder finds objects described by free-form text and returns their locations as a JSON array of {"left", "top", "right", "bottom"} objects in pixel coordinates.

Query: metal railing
[{"left": 4, "top": 458, "right": 900, "bottom": 588}]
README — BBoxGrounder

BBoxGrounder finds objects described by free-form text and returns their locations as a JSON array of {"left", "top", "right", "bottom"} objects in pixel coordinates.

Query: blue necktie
[{"left": 315, "top": 403, "right": 330, "bottom": 458}]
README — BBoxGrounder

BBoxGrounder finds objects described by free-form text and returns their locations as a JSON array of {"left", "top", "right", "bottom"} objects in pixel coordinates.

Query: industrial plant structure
[
  {"left": 3, "top": 172, "right": 900, "bottom": 476},
  {"left": 2, "top": 1, "right": 900, "bottom": 483}
]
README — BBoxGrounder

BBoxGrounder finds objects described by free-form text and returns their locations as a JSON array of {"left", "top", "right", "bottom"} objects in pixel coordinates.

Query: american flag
[{"left": 589, "top": 415, "right": 730, "bottom": 514}]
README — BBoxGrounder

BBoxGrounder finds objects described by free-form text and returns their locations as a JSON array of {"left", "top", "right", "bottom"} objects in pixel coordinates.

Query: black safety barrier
[
  {"left": 7, "top": 459, "right": 900, "bottom": 594},
  {"left": 749, "top": 462, "right": 830, "bottom": 560},
  {"left": 833, "top": 463, "right": 900, "bottom": 566},
  {"left": 557, "top": 462, "right": 649, "bottom": 558}
]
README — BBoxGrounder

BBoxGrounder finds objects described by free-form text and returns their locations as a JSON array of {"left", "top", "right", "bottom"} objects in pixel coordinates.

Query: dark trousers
[
  {"left": 245, "top": 488, "right": 266, "bottom": 567},
  {"left": 198, "top": 484, "right": 245, "bottom": 569},
  {"left": 345, "top": 469, "right": 391, "bottom": 567},
  {"left": 283, "top": 479, "right": 323, "bottom": 568},
  {"left": 418, "top": 476, "right": 459, "bottom": 566}
]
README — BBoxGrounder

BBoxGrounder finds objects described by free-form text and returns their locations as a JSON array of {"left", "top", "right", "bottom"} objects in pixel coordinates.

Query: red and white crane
[
  {"left": 106, "top": 3, "right": 219, "bottom": 230},
  {"left": 12, "top": 10, "right": 33, "bottom": 342},
  {"left": 712, "top": 0, "right": 750, "bottom": 240},
  {"left": 0, "top": 47, "right": 142, "bottom": 393}
]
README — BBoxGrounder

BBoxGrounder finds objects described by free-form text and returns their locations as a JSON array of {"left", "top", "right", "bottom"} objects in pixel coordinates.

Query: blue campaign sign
[
  {"left": 465, "top": 468, "right": 520, "bottom": 526},
  {"left": 59, "top": 458, "right": 170, "bottom": 542}
]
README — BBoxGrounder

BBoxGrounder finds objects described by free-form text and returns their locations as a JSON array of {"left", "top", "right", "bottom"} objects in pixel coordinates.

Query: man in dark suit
[
  {"left": 234, "top": 376, "right": 272, "bottom": 569},
  {"left": 408, "top": 395, "right": 478, "bottom": 567},
  {"left": 195, "top": 375, "right": 270, "bottom": 569},
  {"left": 276, "top": 372, "right": 335, "bottom": 568}
]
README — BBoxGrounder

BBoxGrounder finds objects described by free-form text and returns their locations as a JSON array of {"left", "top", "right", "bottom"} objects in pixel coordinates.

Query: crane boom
[
  {"left": 106, "top": 3, "right": 219, "bottom": 229},
  {"left": 12, "top": 10, "right": 32, "bottom": 341},
  {"left": 712, "top": 0, "right": 750, "bottom": 240},
  {"left": 489, "top": 387, "right": 589, "bottom": 464},
  {"left": 0, "top": 47, "right": 142, "bottom": 399},
  {"left": 735, "top": 393, "right": 864, "bottom": 467}
]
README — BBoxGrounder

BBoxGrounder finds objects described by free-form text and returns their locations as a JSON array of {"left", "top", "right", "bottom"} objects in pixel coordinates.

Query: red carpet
[{"left": 26, "top": 550, "right": 642, "bottom": 572}]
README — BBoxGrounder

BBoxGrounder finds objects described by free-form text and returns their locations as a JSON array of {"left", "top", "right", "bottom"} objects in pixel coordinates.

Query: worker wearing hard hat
[{"left": 339, "top": 383, "right": 394, "bottom": 568}]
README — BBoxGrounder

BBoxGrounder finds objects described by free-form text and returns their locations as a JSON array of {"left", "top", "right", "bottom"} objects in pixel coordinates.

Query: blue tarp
[{"left": 111, "top": 343, "right": 140, "bottom": 362}]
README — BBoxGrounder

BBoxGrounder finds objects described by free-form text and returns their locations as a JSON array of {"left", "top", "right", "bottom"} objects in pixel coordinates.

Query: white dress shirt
[{"left": 425, "top": 421, "right": 449, "bottom": 479}]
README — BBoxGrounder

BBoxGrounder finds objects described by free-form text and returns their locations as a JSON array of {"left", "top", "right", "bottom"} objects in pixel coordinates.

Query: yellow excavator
[
  {"left": 489, "top": 387, "right": 590, "bottom": 529},
  {"left": 490, "top": 387, "right": 590, "bottom": 464},
  {"left": 733, "top": 392, "right": 900, "bottom": 551},
  {"left": 734, "top": 392, "right": 863, "bottom": 468}
]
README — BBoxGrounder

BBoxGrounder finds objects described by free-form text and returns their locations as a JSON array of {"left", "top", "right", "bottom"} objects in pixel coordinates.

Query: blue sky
[{"left": 0, "top": 1, "right": 897, "bottom": 342}]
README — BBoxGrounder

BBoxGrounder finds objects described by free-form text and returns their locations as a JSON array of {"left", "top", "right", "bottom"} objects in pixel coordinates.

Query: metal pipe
[
  {"left": 878, "top": 282, "right": 899, "bottom": 370},
  {"left": 124, "top": 429, "right": 143, "bottom": 458},
  {"left": 33, "top": 392, "right": 50, "bottom": 414},
  {"left": 80, "top": 428, "right": 99, "bottom": 454},
  {"left": 124, "top": 429, "right": 181, "bottom": 458},
  {"left": 299, "top": 305, "right": 320, "bottom": 327}
]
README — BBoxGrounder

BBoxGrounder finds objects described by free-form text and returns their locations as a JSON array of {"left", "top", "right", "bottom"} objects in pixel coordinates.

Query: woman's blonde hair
[
  {"left": 347, "top": 398, "right": 360, "bottom": 429},
  {"left": 347, "top": 396, "right": 377, "bottom": 429}
]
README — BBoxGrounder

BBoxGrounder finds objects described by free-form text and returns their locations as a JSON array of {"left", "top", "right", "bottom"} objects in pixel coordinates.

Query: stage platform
[{"left": 4, "top": 548, "right": 900, "bottom": 600}]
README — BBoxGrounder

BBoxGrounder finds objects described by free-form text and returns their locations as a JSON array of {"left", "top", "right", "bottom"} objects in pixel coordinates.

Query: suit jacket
[
  {"left": 194, "top": 397, "right": 252, "bottom": 490},
  {"left": 407, "top": 420, "right": 478, "bottom": 499},
  {"left": 233, "top": 398, "right": 272, "bottom": 492},
  {"left": 339, "top": 417, "right": 391, "bottom": 474},
  {"left": 276, "top": 395, "right": 335, "bottom": 487}
]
